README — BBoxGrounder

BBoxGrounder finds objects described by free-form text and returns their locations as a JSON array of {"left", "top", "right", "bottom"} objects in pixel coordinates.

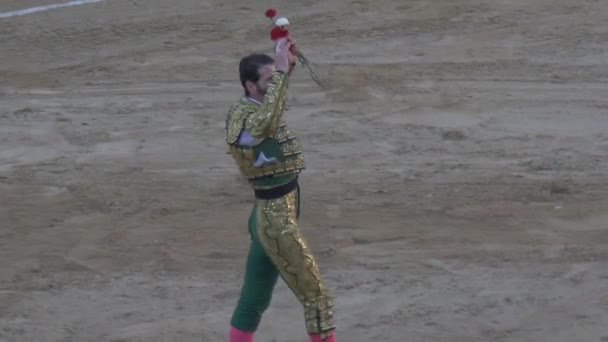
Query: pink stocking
[
  {"left": 309, "top": 331, "right": 336, "bottom": 342},
  {"left": 229, "top": 326, "right": 254, "bottom": 342}
]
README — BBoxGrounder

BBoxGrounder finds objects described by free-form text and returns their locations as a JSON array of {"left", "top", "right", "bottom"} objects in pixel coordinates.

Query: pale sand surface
[{"left": 1, "top": 1, "right": 608, "bottom": 341}]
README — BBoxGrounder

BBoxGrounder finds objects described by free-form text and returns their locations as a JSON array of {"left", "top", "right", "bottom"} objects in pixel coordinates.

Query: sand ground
[{"left": 1, "top": 0, "right": 608, "bottom": 341}]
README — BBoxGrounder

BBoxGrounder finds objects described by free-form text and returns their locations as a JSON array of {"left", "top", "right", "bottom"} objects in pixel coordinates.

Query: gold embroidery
[
  {"left": 228, "top": 145, "right": 257, "bottom": 177},
  {"left": 255, "top": 191, "right": 335, "bottom": 337},
  {"left": 281, "top": 139, "right": 303, "bottom": 156},
  {"left": 225, "top": 73, "right": 304, "bottom": 181},
  {"left": 243, "top": 72, "right": 289, "bottom": 138},
  {"left": 226, "top": 126, "right": 305, "bottom": 180},
  {"left": 275, "top": 126, "right": 297, "bottom": 143},
  {"left": 225, "top": 102, "right": 255, "bottom": 144}
]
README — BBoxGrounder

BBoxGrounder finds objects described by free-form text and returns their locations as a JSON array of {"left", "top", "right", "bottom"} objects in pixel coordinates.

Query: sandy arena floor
[{"left": 1, "top": 0, "right": 608, "bottom": 341}]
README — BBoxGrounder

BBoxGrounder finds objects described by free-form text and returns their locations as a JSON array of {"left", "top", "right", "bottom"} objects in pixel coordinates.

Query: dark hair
[{"left": 239, "top": 53, "right": 275, "bottom": 96}]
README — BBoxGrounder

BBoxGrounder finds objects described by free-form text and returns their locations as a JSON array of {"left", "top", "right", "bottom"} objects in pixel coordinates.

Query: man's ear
[{"left": 244, "top": 80, "right": 254, "bottom": 93}]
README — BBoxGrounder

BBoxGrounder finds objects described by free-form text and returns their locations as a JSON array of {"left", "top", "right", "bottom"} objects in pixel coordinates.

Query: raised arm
[{"left": 243, "top": 70, "right": 290, "bottom": 139}]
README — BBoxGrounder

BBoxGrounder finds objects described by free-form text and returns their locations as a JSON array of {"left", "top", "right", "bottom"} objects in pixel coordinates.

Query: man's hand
[{"left": 274, "top": 38, "right": 292, "bottom": 73}]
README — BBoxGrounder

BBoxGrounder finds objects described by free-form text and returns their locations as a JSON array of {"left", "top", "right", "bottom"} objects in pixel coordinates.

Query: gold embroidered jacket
[{"left": 225, "top": 71, "right": 305, "bottom": 185}]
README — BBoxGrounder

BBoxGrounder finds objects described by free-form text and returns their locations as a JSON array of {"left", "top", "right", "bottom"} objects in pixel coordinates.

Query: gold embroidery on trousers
[{"left": 255, "top": 191, "right": 335, "bottom": 337}]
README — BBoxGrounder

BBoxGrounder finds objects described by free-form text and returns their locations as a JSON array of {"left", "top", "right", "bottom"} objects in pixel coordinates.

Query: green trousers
[
  {"left": 230, "top": 204, "right": 281, "bottom": 331},
  {"left": 230, "top": 187, "right": 335, "bottom": 337}
]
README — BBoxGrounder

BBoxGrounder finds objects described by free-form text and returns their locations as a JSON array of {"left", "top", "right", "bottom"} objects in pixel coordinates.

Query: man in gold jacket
[{"left": 225, "top": 38, "right": 336, "bottom": 342}]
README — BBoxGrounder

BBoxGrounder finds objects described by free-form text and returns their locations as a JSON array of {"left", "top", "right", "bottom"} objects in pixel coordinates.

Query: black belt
[{"left": 254, "top": 176, "right": 299, "bottom": 200}]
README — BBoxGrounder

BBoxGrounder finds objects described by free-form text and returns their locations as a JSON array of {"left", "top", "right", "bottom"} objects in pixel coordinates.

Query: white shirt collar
[{"left": 245, "top": 97, "right": 263, "bottom": 106}]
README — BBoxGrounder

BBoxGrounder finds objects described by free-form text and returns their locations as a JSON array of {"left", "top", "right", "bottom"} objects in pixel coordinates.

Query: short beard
[{"left": 254, "top": 81, "right": 267, "bottom": 96}]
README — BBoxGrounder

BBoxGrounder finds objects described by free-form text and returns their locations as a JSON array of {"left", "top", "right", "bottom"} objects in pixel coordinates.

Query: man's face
[{"left": 252, "top": 63, "right": 276, "bottom": 96}]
